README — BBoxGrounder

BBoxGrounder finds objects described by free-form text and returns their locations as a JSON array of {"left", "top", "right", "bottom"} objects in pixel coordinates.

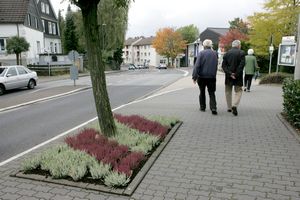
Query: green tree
[
  {"left": 248, "top": 0, "right": 300, "bottom": 56},
  {"left": 63, "top": 5, "right": 79, "bottom": 53},
  {"left": 58, "top": 10, "right": 65, "bottom": 54},
  {"left": 6, "top": 36, "right": 30, "bottom": 65},
  {"left": 70, "top": 0, "right": 130, "bottom": 137},
  {"left": 176, "top": 24, "right": 199, "bottom": 44},
  {"left": 229, "top": 17, "right": 249, "bottom": 34}
]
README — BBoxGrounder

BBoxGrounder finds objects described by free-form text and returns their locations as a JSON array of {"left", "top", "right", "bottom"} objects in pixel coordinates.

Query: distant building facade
[
  {"left": 123, "top": 36, "right": 167, "bottom": 67},
  {"left": 186, "top": 27, "right": 229, "bottom": 67},
  {"left": 0, "top": 0, "right": 61, "bottom": 65}
]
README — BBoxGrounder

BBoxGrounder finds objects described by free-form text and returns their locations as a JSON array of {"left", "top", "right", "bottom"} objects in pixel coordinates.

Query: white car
[{"left": 0, "top": 65, "right": 38, "bottom": 95}]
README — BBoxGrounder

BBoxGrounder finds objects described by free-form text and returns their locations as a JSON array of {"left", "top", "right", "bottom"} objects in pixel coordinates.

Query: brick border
[
  {"left": 277, "top": 113, "right": 300, "bottom": 143},
  {"left": 12, "top": 121, "right": 183, "bottom": 196}
]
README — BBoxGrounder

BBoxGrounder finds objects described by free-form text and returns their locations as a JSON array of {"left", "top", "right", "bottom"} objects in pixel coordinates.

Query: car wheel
[
  {"left": 28, "top": 79, "right": 35, "bottom": 89},
  {"left": 0, "top": 85, "right": 4, "bottom": 95}
]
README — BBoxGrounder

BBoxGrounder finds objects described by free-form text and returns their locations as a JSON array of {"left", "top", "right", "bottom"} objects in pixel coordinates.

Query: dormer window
[
  {"left": 41, "top": 2, "right": 45, "bottom": 13},
  {"left": 45, "top": 4, "right": 49, "bottom": 14}
]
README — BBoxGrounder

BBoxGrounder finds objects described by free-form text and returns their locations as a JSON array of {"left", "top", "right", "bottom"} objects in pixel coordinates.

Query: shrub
[
  {"left": 114, "top": 113, "right": 169, "bottom": 138},
  {"left": 282, "top": 78, "right": 300, "bottom": 129},
  {"left": 104, "top": 171, "right": 130, "bottom": 187},
  {"left": 259, "top": 72, "right": 292, "bottom": 84},
  {"left": 65, "top": 128, "right": 145, "bottom": 176}
]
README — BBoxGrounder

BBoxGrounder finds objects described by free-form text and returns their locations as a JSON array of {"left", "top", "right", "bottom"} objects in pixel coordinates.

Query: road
[{"left": 0, "top": 68, "right": 186, "bottom": 163}]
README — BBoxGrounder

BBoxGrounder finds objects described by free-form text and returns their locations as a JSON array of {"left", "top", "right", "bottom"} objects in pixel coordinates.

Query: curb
[{"left": 276, "top": 113, "right": 300, "bottom": 143}]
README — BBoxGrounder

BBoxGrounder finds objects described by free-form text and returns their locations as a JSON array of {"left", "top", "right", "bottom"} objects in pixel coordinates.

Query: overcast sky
[{"left": 51, "top": 0, "right": 265, "bottom": 38}]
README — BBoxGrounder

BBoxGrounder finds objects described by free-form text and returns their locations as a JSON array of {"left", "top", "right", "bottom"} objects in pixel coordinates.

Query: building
[
  {"left": 123, "top": 36, "right": 167, "bottom": 68},
  {"left": 0, "top": 0, "right": 62, "bottom": 66},
  {"left": 186, "top": 27, "right": 229, "bottom": 67}
]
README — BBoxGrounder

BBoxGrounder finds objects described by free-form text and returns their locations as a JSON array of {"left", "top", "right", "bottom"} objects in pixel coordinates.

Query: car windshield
[{"left": 0, "top": 67, "right": 7, "bottom": 77}]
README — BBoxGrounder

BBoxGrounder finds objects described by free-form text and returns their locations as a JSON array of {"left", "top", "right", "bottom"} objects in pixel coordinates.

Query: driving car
[
  {"left": 0, "top": 65, "right": 38, "bottom": 95},
  {"left": 128, "top": 63, "right": 137, "bottom": 70},
  {"left": 157, "top": 63, "right": 167, "bottom": 69}
]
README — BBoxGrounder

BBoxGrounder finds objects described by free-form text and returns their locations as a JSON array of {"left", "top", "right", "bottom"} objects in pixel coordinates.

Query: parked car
[
  {"left": 157, "top": 63, "right": 167, "bottom": 69},
  {"left": 128, "top": 64, "right": 137, "bottom": 70},
  {"left": 0, "top": 65, "right": 38, "bottom": 95}
]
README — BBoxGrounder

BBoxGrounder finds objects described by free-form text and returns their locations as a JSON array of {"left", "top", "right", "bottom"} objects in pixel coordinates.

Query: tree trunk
[
  {"left": 16, "top": 53, "right": 19, "bottom": 65},
  {"left": 79, "top": 0, "right": 116, "bottom": 136}
]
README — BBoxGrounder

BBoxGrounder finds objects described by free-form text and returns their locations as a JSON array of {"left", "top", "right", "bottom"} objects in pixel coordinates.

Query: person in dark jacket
[
  {"left": 221, "top": 40, "right": 245, "bottom": 116},
  {"left": 192, "top": 39, "right": 218, "bottom": 115}
]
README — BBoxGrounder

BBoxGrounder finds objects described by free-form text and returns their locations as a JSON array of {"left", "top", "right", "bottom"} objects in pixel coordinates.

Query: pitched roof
[
  {"left": 134, "top": 36, "right": 155, "bottom": 46},
  {"left": 205, "top": 27, "right": 229, "bottom": 36},
  {"left": 125, "top": 37, "right": 143, "bottom": 45},
  {"left": 0, "top": 0, "right": 29, "bottom": 23}
]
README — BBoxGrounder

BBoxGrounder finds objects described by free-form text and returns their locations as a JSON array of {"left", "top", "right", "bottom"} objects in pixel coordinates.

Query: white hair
[
  {"left": 232, "top": 40, "right": 241, "bottom": 47},
  {"left": 202, "top": 39, "right": 213, "bottom": 48},
  {"left": 248, "top": 49, "right": 254, "bottom": 55}
]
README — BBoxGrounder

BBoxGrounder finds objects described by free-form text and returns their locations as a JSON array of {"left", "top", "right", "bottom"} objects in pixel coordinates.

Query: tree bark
[
  {"left": 16, "top": 53, "right": 19, "bottom": 65},
  {"left": 78, "top": 0, "right": 116, "bottom": 136}
]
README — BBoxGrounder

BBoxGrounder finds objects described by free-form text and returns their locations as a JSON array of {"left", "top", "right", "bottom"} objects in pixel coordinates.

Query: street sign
[{"left": 68, "top": 50, "right": 79, "bottom": 62}]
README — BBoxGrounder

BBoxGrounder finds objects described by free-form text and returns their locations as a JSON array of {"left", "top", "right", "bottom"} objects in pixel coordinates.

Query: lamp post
[
  {"left": 44, "top": 48, "right": 51, "bottom": 76},
  {"left": 268, "top": 45, "right": 274, "bottom": 74}
]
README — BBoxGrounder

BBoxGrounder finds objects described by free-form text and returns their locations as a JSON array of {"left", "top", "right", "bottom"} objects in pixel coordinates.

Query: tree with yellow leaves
[{"left": 152, "top": 27, "right": 187, "bottom": 67}]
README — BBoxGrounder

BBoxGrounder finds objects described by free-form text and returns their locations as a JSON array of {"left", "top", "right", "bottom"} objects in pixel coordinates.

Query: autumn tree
[
  {"left": 6, "top": 36, "right": 30, "bottom": 65},
  {"left": 177, "top": 24, "right": 199, "bottom": 44},
  {"left": 219, "top": 29, "right": 249, "bottom": 51},
  {"left": 70, "top": 0, "right": 130, "bottom": 137},
  {"left": 153, "top": 27, "right": 187, "bottom": 67},
  {"left": 247, "top": 0, "right": 300, "bottom": 56}
]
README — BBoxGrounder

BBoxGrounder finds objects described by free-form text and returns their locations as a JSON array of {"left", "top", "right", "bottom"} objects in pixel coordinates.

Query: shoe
[
  {"left": 232, "top": 106, "right": 238, "bottom": 116},
  {"left": 244, "top": 88, "right": 247, "bottom": 92},
  {"left": 200, "top": 108, "right": 205, "bottom": 112},
  {"left": 247, "top": 89, "right": 250, "bottom": 92},
  {"left": 212, "top": 110, "right": 218, "bottom": 115},
  {"left": 227, "top": 109, "right": 232, "bottom": 112}
]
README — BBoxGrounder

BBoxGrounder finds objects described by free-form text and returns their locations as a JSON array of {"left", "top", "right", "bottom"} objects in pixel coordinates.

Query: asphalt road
[{"left": 0, "top": 69, "right": 186, "bottom": 163}]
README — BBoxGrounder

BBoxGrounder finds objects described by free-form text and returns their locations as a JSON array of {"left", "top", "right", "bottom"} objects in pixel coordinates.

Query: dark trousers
[
  {"left": 244, "top": 74, "right": 254, "bottom": 90},
  {"left": 197, "top": 78, "right": 217, "bottom": 111}
]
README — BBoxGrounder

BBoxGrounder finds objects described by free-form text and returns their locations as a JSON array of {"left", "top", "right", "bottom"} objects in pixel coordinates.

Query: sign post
[
  {"left": 68, "top": 50, "right": 79, "bottom": 86},
  {"left": 277, "top": 36, "right": 297, "bottom": 73}
]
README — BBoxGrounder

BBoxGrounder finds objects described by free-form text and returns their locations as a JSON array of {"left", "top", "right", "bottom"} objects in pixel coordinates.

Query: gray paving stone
[
  {"left": 0, "top": 193, "right": 21, "bottom": 200},
  {"left": 16, "top": 189, "right": 37, "bottom": 196},
  {"left": 50, "top": 194, "right": 74, "bottom": 200},
  {"left": 34, "top": 191, "right": 55, "bottom": 199},
  {"left": 49, "top": 188, "right": 71, "bottom": 195}
]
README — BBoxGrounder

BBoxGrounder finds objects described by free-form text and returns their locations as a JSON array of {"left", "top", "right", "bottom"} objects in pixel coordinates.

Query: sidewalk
[{"left": 0, "top": 73, "right": 300, "bottom": 200}]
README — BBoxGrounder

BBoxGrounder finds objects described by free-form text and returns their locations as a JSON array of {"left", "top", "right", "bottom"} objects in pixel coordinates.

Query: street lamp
[
  {"left": 268, "top": 45, "right": 274, "bottom": 74},
  {"left": 44, "top": 48, "right": 51, "bottom": 76}
]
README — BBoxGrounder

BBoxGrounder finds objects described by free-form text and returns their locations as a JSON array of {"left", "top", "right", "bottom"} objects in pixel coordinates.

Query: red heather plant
[
  {"left": 114, "top": 114, "right": 169, "bottom": 138},
  {"left": 65, "top": 128, "right": 144, "bottom": 176}
]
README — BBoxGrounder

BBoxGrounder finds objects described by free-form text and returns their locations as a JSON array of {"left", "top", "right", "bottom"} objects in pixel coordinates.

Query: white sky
[{"left": 51, "top": 0, "right": 265, "bottom": 38}]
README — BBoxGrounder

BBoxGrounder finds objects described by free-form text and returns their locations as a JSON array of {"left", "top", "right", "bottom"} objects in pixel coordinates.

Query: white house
[
  {"left": 123, "top": 36, "right": 167, "bottom": 67},
  {"left": 0, "top": 0, "right": 62, "bottom": 66}
]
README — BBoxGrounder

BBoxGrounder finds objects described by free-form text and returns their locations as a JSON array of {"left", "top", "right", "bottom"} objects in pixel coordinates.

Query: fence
[{"left": 27, "top": 64, "right": 72, "bottom": 76}]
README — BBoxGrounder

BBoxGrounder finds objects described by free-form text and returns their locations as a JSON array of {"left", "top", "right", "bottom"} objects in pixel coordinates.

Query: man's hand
[{"left": 230, "top": 73, "right": 236, "bottom": 79}]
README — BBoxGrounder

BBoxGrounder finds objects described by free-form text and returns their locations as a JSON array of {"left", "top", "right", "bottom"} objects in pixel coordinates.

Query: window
[
  {"left": 52, "top": 23, "right": 56, "bottom": 35},
  {"left": 17, "top": 67, "right": 28, "bottom": 75},
  {"left": 37, "top": 41, "right": 41, "bottom": 54},
  {"left": 50, "top": 42, "right": 53, "bottom": 53},
  {"left": 0, "top": 38, "right": 6, "bottom": 52},
  {"left": 48, "top": 22, "right": 52, "bottom": 34},
  {"left": 45, "top": 4, "right": 49, "bottom": 14},
  {"left": 54, "top": 43, "right": 57, "bottom": 53},
  {"left": 35, "top": 17, "right": 38, "bottom": 29},
  {"left": 41, "top": 20, "right": 45, "bottom": 32},
  {"left": 148, "top": 52, "right": 150, "bottom": 56},
  {"left": 7, "top": 67, "right": 17, "bottom": 76},
  {"left": 41, "top": 2, "right": 45, "bottom": 13},
  {"left": 27, "top": 14, "right": 31, "bottom": 26}
]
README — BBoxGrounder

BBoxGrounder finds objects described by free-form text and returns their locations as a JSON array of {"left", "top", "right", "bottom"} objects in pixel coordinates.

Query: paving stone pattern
[{"left": 0, "top": 74, "right": 299, "bottom": 200}]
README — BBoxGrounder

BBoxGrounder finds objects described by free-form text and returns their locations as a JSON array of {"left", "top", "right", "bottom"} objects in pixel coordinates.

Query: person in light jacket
[
  {"left": 192, "top": 39, "right": 218, "bottom": 115},
  {"left": 221, "top": 40, "right": 245, "bottom": 116},
  {"left": 244, "top": 49, "right": 258, "bottom": 92}
]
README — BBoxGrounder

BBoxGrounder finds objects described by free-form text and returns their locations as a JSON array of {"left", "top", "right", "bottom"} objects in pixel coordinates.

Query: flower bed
[{"left": 20, "top": 114, "right": 179, "bottom": 189}]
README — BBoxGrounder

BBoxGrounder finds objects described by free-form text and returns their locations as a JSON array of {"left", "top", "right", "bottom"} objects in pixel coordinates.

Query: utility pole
[{"left": 294, "top": 14, "right": 300, "bottom": 80}]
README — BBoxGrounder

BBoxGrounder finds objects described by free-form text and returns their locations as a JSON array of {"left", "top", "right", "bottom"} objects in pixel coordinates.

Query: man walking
[
  {"left": 192, "top": 39, "right": 218, "bottom": 115},
  {"left": 222, "top": 40, "right": 245, "bottom": 116}
]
